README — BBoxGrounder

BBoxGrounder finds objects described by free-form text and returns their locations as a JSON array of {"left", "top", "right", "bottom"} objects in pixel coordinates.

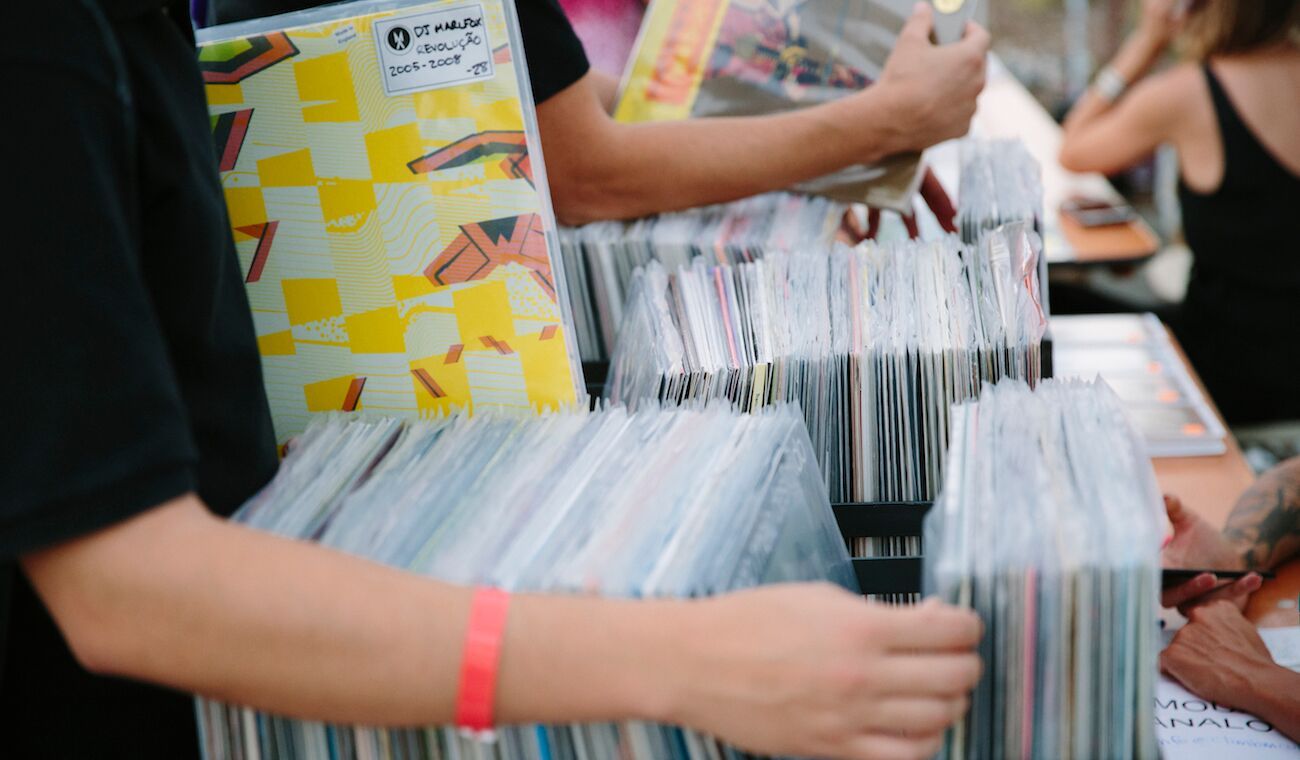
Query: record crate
[
  {"left": 833, "top": 501, "right": 933, "bottom": 597},
  {"left": 582, "top": 358, "right": 1053, "bottom": 598}
]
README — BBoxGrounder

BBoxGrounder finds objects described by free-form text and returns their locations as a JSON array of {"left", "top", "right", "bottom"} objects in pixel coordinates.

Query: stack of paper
[
  {"left": 195, "top": 404, "right": 855, "bottom": 759},
  {"left": 606, "top": 224, "right": 1047, "bottom": 510},
  {"left": 1050, "top": 313, "right": 1227, "bottom": 457},
  {"left": 198, "top": 0, "right": 583, "bottom": 442},
  {"left": 925, "top": 378, "right": 1163, "bottom": 759}
]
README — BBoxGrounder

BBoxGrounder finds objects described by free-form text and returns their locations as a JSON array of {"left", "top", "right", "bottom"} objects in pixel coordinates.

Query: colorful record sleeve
[
  {"left": 198, "top": 0, "right": 584, "bottom": 442},
  {"left": 613, "top": 0, "right": 923, "bottom": 210}
]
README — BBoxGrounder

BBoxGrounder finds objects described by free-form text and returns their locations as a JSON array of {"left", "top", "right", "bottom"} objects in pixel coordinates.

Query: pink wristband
[{"left": 455, "top": 587, "right": 511, "bottom": 734}]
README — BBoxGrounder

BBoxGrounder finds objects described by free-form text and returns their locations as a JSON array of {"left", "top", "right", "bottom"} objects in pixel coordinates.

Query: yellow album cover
[{"left": 199, "top": 0, "right": 583, "bottom": 442}]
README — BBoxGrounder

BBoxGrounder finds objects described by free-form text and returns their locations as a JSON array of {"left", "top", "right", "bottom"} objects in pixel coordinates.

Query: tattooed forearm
[{"left": 1223, "top": 457, "right": 1300, "bottom": 571}]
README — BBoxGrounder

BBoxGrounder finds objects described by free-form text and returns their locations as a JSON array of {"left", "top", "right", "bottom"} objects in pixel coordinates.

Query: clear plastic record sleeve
[
  {"left": 195, "top": 404, "right": 855, "bottom": 759},
  {"left": 607, "top": 223, "right": 1046, "bottom": 508},
  {"left": 924, "top": 378, "right": 1162, "bottom": 760},
  {"left": 560, "top": 192, "right": 846, "bottom": 362}
]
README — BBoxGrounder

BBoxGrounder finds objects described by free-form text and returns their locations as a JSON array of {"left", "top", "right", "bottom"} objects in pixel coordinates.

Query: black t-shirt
[
  {"left": 212, "top": 0, "right": 591, "bottom": 103},
  {"left": 0, "top": 0, "right": 278, "bottom": 755}
]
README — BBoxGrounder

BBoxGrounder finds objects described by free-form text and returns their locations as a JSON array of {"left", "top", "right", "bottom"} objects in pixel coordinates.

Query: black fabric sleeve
[
  {"left": 211, "top": 0, "right": 589, "bottom": 103},
  {"left": 0, "top": 3, "right": 199, "bottom": 557},
  {"left": 515, "top": 0, "right": 590, "bottom": 103}
]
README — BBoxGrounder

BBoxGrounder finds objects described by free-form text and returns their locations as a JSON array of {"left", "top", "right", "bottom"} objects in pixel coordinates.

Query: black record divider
[
  {"left": 833, "top": 501, "right": 933, "bottom": 596},
  {"left": 581, "top": 361, "right": 608, "bottom": 406}
]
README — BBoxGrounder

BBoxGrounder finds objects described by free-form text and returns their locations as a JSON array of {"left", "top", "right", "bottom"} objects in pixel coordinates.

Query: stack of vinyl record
[
  {"left": 196, "top": 404, "right": 855, "bottom": 760},
  {"left": 561, "top": 193, "right": 846, "bottom": 362},
  {"left": 957, "top": 139, "right": 1043, "bottom": 243},
  {"left": 606, "top": 224, "right": 1047, "bottom": 514},
  {"left": 957, "top": 139, "right": 1050, "bottom": 327},
  {"left": 924, "top": 378, "right": 1161, "bottom": 760}
]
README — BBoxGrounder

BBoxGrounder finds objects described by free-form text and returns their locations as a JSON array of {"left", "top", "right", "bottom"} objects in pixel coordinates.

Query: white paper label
[
  {"left": 372, "top": 3, "right": 494, "bottom": 96},
  {"left": 333, "top": 24, "right": 358, "bottom": 46}
]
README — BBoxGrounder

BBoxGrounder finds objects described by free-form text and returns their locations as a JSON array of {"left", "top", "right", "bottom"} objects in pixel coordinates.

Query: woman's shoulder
[
  {"left": 1137, "top": 60, "right": 1206, "bottom": 103},
  {"left": 1121, "top": 61, "right": 1207, "bottom": 134}
]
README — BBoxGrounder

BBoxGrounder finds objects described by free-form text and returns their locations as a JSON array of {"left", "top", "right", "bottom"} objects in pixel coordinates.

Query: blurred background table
[
  {"left": 1150, "top": 328, "right": 1298, "bottom": 627},
  {"left": 1057, "top": 323, "right": 1300, "bottom": 628}
]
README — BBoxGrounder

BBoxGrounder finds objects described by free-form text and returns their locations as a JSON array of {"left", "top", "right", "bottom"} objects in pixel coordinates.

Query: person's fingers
[
  {"left": 920, "top": 169, "right": 957, "bottom": 233},
  {"left": 1164, "top": 493, "right": 1192, "bottom": 528},
  {"left": 899, "top": 2, "right": 934, "bottom": 43},
  {"left": 902, "top": 211, "right": 920, "bottom": 239},
  {"left": 957, "top": 21, "right": 991, "bottom": 55},
  {"left": 839, "top": 208, "right": 867, "bottom": 244},
  {"left": 878, "top": 653, "right": 982, "bottom": 697},
  {"left": 1218, "top": 573, "right": 1264, "bottom": 610},
  {"left": 867, "top": 696, "right": 968, "bottom": 734},
  {"left": 1176, "top": 575, "right": 1263, "bottom": 617},
  {"left": 1158, "top": 646, "right": 1179, "bottom": 676},
  {"left": 866, "top": 207, "right": 882, "bottom": 240},
  {"left": 844, "top": 731, "right": 945, "bottom": 760},
  {"left": 1163, "top": 493, "right": 1182, "bottom": 519},
  {"left": 880, "top": 599, "right": 982, "bottom": 651},
  {"left": 1161, "top": 572, "right": 1216, "bottom": 608}
]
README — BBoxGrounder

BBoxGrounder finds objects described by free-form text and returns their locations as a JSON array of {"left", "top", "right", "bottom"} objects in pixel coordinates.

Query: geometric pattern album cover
[{"left": 199, "top": 0, "right": 582, "bottom": 442}]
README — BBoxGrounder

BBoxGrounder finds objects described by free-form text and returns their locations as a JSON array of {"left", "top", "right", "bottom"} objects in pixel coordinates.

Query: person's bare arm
[
  {"left": 1161, "top": 601, "right": 1300, "bottom": 743},
  {"left": 1223, "top": 456, "right": 1300, "bottom": 572},
  {"left": 539, "top": 4, "right": 989, "bottom": 225},
  {"left": 588, "top": 68, "right": 620, "bottom": 114},
  {"left": 23, "top": 493, "right": 984, "bottom": 759},
  {"left": 1059, "top": 66, "right": 1198, "bottom": 175},
  {"left": 1246, "top": 668, "right": 1300, "bottom": 743},
  {"left": 1161, "top": 457, "right": 1300, "bottom": 612},
  {"left": 24, "top": 494, "right": 657, "bottom": 727},
  {"left": 1059, "top": 0, "right": 1185, "bottom": 174}
]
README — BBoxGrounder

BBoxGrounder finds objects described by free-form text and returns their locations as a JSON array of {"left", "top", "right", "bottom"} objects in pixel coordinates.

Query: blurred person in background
[{"left": 1059, "top": 0, "right": 1300, "bottom": 427}]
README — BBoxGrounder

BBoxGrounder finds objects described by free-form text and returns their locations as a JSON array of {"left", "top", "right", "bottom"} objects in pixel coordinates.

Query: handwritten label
[{"left": 372, "top": 3, "right": 494, "bottom": 96}]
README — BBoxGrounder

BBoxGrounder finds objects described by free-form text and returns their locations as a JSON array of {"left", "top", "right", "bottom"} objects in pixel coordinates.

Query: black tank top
[{"left": 1175, "top": 64, "right": 1300, "bottom": 425}]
